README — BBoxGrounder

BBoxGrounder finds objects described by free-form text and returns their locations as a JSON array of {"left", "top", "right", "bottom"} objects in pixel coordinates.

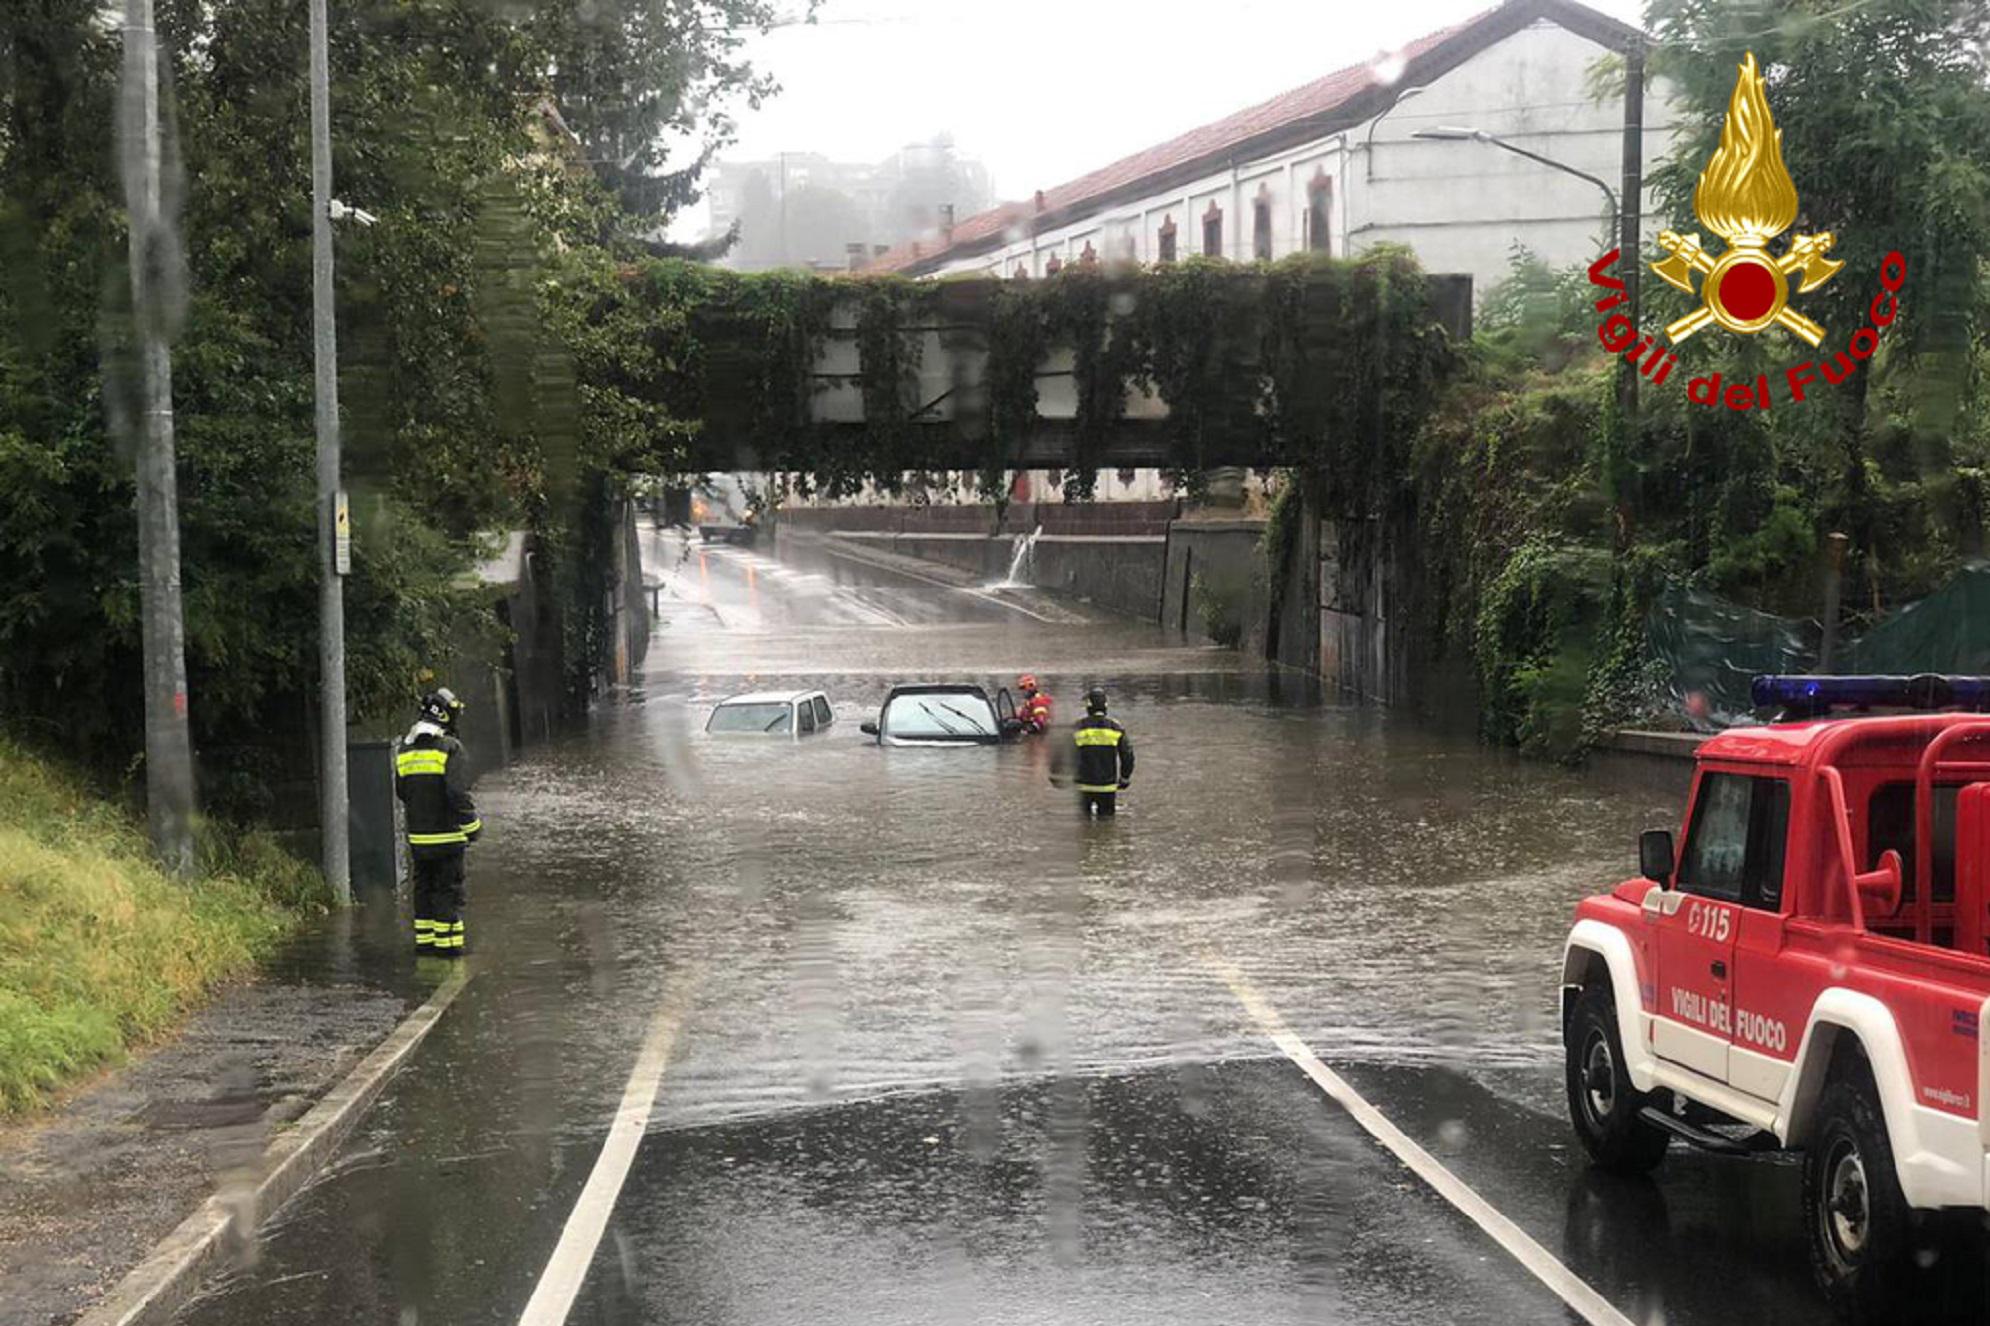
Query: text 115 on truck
[{"left": 1562, "top": 675, "right": 1990, "bottom": 1321}]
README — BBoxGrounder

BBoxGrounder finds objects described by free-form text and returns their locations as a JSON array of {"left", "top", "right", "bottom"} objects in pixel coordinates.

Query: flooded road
[{"left": 169, "top": 529, "right": 1986, "bottom": 1325}]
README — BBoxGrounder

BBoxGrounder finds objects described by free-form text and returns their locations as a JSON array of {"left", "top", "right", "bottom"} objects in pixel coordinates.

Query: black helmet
[
  {"left": 1085, "top": 688, "right": 1108, "bottom": 714},
  {"left": 419, "top": 687, "right": 465, "bottom": 731}
]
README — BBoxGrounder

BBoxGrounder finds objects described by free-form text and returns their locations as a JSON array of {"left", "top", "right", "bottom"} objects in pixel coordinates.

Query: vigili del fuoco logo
[{"left": 1588, "top": 52, "right": 1906, "bottom": 411}]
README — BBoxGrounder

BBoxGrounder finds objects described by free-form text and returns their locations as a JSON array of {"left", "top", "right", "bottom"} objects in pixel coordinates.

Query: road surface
[{"left": 169, "top": 529, "right": 1989, "bottom": 1325}]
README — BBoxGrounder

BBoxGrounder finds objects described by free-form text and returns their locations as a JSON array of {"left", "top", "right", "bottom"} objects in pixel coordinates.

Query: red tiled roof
[{"left": 867, "top": 0, "right": 1636, "bottom": 274}]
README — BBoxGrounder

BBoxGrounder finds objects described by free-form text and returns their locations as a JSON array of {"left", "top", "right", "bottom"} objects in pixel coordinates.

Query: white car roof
[{"left": 715, "top": 690, "right": 818, "bottom": 706}]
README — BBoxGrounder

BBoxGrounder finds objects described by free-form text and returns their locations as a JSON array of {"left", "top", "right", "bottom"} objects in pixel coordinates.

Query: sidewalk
[{"left": 0, "top": 906, "right": 425, "bottom": 1326}]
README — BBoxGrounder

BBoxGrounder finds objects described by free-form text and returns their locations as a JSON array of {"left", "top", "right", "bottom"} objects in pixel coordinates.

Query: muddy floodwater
[{"left": 165, "top": 530, "right": 1990, "bottom": 1326}]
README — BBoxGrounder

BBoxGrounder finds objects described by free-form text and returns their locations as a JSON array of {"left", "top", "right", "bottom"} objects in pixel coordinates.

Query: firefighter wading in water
[
  {"left": 396, "top": 688, "right": 483, "bottom": 956},
  {"left": 1055, "top": 688, "right": 1135, "bottom": 817}
]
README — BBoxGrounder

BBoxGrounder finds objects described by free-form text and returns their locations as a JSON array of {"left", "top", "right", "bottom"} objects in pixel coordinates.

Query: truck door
[
  {"left": 1720, "top": 777, "right": 1793, "bottom": 1101},
  {"left": 1651, "top": 772, "right": 1781, "bottom": 1081}
]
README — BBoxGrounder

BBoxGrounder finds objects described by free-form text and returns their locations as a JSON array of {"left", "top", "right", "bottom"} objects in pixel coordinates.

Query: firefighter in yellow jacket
[
  {"left": 395, "top": 688, "right": 482, "bottom": 956},
  {"left": 1053, "top": 688, "right": 1135, "bottom": 817}
]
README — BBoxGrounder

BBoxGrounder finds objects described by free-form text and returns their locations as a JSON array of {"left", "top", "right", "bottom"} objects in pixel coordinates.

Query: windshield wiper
[
  {"left": 763, "top": 713, "right": 789, "bottom": 732},
  {"left": 926, "top": 699, "right": 990, "bottom": 735},
  {"left": 917, "top": 701, "right": 973, "bottom": 736}
]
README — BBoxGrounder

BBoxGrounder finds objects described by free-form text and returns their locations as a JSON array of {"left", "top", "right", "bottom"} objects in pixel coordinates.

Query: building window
[
  {"left": 1202, "top": 202, "right": 1223, "bottom": 258},
  {"left": 1045, "top": 254, "right": 1063, "bottom": 276},
  {"left": 1306, "top": 171, "right": 1332, "bottom": 254},
  {"left": 1252, "top": 185, "right": 1273, "bottom": 261},
  {"left": 1158, "top": 215, "right": 1177, "bottom": 264}
]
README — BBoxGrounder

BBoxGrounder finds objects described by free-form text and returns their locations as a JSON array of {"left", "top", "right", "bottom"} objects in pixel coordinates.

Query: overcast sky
[{"left": 672, "top": 0, "right": 1648, "bottom": 239}]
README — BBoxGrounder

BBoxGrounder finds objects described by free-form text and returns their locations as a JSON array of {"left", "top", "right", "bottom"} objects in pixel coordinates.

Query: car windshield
[
  {"left": 882, "top": 692, "right": 995, "bottom": 739},
  {"left": 706, "top": 702, "right": 791, "bottom": 734}
]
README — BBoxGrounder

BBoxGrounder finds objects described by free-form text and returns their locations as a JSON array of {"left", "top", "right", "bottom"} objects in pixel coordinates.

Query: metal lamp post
[
  {"left": 1413, "top": 122, "right": 1641, "bottom": 434},
  {"left": 1411, "top": 125, "right": 1620, "bottom": 223},
  {"left": 1413, "top": 33, "right": 1646, "bottom": 425}
]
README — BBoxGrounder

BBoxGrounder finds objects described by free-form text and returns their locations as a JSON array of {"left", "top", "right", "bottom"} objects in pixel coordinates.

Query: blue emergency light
[{"left": 1752, "top": 674, "right": 1990, "bottom": 714}]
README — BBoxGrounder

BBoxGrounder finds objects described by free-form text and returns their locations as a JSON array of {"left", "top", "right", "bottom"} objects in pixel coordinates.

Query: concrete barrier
[{"left": 778, "top": 502, "right": 1173, "bottom": 620}]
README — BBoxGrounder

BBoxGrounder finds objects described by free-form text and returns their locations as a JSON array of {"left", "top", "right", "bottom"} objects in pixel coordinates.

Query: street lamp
[
  {"left": 1414, "top": 123, "right": 1640, "bottom": 437},
  {"left": 1365, "top": 86, "right": 1426, "bottom": 181},
  {"left": 1408, "top": 121, "right": 1639, "bottom": 376},
  {"left": 1410, "top": 126, "right": 1618, "bottom": 220}
]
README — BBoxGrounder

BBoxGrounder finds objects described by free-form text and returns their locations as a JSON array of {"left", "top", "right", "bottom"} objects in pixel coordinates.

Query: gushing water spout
[{"left": 991, "top": 526, "right": 1042, "bottom": 590}]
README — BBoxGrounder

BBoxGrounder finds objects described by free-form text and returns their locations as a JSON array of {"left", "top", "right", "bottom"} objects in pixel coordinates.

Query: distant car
[
  {"left": 706, "top": 690, "right": 834, "bottom": 737},
  {"left": 698, "top": 506, "right": 758, "bottom": 546},
  {"left": 860, "top": 683, "right": 1024, "bottom": 746}
]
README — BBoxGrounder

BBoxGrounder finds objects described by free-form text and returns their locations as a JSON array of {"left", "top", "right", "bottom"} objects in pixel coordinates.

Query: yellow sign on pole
[{"left": 334, "top": 491, "right": 351, "bottom": 575}]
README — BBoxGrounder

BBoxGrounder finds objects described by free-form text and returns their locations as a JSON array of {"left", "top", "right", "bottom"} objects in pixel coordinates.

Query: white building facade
[{"left": 873, "top": 0, "right": 1681, "bottom": 302}]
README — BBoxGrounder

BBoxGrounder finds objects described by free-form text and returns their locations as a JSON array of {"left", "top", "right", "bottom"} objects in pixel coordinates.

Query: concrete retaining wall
[
  {"left": 778, "top": 502, "right": 1174, "bottom": 621},
  {"left": 1160, "top": 520, "right": 1269, "bottom": 648}
]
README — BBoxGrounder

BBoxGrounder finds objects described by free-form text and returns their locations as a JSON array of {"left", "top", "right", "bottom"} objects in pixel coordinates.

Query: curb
[
  {"left": 75, "top": 971, "right": 471, "bottom": 1326},
  {"left": 1602, "top": 729, "right": 1707, "bottom": 761}
]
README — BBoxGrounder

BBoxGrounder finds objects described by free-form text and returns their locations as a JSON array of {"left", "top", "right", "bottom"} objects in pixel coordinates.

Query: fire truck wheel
[
  {"left": 1804, "top": 1074, "right": 1914, "bottom": 1320},
  {"left": 1565, "top": 985, "right": 1670, "bottom": 1173}
]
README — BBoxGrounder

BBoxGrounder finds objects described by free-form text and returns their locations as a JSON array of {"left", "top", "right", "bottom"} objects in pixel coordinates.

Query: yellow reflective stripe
[
  {"left": 414, "top": 919, "right": 436, "bottom": 931},
  {"left": 408, "top": 830, "right": 468, "bottom": 845},
  {"left": 1077, "top": 783, "right": 1121, "bottom": 793},
  {"left": 459, "top": 819, "right": 482, "bottom": 835},
  {"left": 1074, "top": 728, "right": 1121, "bottom": 746},
  {"left": 434, "top": 934, "right": 464, "bottom": 948},
  {"left": 396, "top": 750, "right": 449, "bottom": 776}
]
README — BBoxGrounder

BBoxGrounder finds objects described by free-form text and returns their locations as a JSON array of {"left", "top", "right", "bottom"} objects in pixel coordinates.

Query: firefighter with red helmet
[
  {"left": 395, "top": 688, "right": 482, "bottom": 957},
  {"left": 1017, "top": 674, "right": 1054, "bottom": 734}
]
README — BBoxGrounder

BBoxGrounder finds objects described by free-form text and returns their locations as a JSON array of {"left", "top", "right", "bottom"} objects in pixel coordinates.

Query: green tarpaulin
[
  {"left": 1646, "top": 563, "right": 1990, "bottom": 729},
  {"left": 1646, "top": 583, "right": 1818, "bottom": 729}
]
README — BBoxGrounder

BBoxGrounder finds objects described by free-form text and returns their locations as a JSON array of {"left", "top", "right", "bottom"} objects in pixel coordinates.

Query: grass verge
[{"left": 0, "top": 740, "right": 328, "bottom": 1113}]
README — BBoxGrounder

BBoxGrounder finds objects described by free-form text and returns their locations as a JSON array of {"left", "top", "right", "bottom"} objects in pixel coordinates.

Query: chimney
[
  {"left": 846, "top": 242, "right": 866, "bottom": 271},
  {"left": 1034, "top": 189, "right": 1046, "bottom": 213},
  {"left": 939, "top": 203, "right": 955, "bottom": 240}
]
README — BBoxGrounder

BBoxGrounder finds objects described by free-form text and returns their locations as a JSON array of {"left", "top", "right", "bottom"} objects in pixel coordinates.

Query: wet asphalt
[{"left": 164, "top": 527, "right": 1990, "bottom": 1326}]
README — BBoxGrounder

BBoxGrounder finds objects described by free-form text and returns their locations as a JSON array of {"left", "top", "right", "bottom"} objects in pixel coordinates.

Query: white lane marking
[
  {"left": 517, "top": 977, "right": 696, "bottom": 1326},
  {"left": 1211, "top": 960, "right": 1636, "bottom": 1326}
]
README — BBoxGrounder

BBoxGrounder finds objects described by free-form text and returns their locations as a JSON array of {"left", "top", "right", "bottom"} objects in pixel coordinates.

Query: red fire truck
[{"left": 1562, "top": 676, "right": 1990, "bottom": 1318}]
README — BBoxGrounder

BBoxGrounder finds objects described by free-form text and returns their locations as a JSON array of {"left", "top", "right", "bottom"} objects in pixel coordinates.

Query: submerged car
[
  {"left": 706, "top": 690, "right": 834, "bottom": 737},
  {"left": 860, "top": 683, "right": 1023, "bottom": 746}
]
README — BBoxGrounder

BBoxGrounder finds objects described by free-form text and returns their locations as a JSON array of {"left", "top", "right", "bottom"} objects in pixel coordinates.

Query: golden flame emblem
[{"left": 1651, "top": 53, "right": 1841, "bottom": 346}]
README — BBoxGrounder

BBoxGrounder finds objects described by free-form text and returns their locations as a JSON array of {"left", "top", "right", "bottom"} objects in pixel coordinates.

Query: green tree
[
  {"left": 0, "top": 0, "right": 786, "bottom": 794},
  {"left": 1645, "top": 0, "right": 1990, "bottom": 604},
  {"left": 516, "top": 0, "right": 807, "bottom": 222}
]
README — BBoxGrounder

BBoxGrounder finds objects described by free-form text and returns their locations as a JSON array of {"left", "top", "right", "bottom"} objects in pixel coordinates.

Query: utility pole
[
  {"left": 1617, "top": 38, "right": 1645, "bottom": 429},
  {"left": 120, "top": 0, "right": 197, "bottom": 874},
  {"left": 310, "top": 0, "right": 350, "bottom": 904},
  {"left": 1819, "top": 532, "right": 1850, "bottom": 671}
]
